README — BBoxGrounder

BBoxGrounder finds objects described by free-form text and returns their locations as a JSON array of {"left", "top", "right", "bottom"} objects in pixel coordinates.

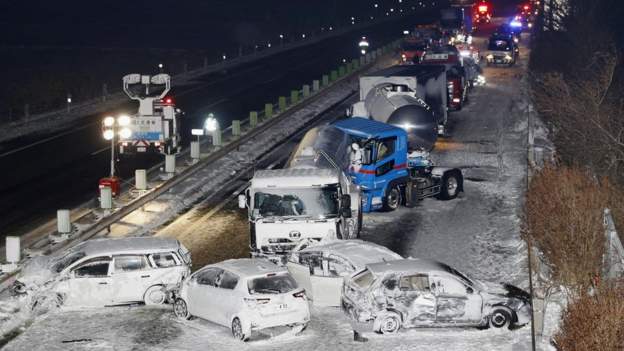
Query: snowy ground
[{"left": 2, "top": 33, "right": 548, "bottom": 351}]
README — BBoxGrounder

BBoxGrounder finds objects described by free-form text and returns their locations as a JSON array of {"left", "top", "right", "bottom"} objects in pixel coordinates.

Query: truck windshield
[{"left": 253, "top": 185, "right": 339, "bottom": 219}]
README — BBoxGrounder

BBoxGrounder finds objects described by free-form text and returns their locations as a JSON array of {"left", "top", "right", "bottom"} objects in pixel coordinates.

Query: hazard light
[{"left": 163, "top": 97, "right": 174, "bottom": 105}]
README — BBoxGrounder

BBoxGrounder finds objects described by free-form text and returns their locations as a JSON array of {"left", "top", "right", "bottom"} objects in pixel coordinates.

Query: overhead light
[
  {"left": 103, "top": 129, "right": 114, "bottom": 140},
  {"left": 117, "top": 115, "right": 130, "bottom": 126}
]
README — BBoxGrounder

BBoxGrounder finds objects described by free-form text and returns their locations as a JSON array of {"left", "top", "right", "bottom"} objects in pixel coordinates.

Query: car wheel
[
  {"left": 438, "top": 171, "right": 462, "bottom": 200},
  {"left": 383, "top": 186, "right": 401, "bottom": 211},
  {"left": 231, "top": 317, "right": 249, "bottom": 341},
  {"left": 375, "top": 312, "right": 401, "bottom": 334},
  {"left": 489, "top": 307, "right": 513, "bottom": 329},
  {"left": 173, "top": 298, "right": 192, "bottom": 320},
  {"left": 144, "top": 285, "right": 166, "bottom": 305}
]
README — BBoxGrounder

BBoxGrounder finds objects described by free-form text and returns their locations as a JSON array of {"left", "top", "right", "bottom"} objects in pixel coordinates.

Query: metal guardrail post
[
  {"left": 322, "top": 75, "right": 329, "bottom": 87},
  {"left": 339, "top": 66, "right": 346, "bottom": 77},
  {"left": 264, "top": 103, "right": 273, "bottom": 118},
  {"left": 330, "top": 70, "right": 338, "bottom": 82},
  {"left": 302, "top": 85, "right": 310, "bottom": 98},
  {"left": 249, "top": 111, "right": 258, "bottom": 128},
  {"left": 291, "top": 90, "right": 299, "bottom": 105},
  {"left": 278, "top": 96, "right": 287, "bottom": 111}
]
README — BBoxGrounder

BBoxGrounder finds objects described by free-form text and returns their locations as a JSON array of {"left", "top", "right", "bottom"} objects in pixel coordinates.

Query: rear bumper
[{"left": 249, "top": 308, "right": 310, "bottom": 331}]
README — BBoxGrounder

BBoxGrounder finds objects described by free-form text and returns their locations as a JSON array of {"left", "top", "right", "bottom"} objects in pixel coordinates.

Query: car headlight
[
  {"left": 504, "top": 54, "right": 512, "bottom": 61},
  {"left": 486, "top": 54, "right": 494, "bottom": 60}
]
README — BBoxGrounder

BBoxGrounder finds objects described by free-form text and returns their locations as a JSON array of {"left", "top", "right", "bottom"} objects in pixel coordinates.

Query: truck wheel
[
  {"left": 382, "top": 186, "right": 401, "bottom": 211},
  {"left": 438, "top": 171, "right": 461, "bottom": 200}
]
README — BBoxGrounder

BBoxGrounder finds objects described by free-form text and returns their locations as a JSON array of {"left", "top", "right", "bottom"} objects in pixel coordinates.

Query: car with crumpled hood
[
  {"left": 341, "top": 258, "right": 531, "bottom": 334},
  {"left": 287, "top": 239, "right": 402, "bottom": 307},
  {"left": 12, "top": 237, "right": 191, "bottom": 308}
]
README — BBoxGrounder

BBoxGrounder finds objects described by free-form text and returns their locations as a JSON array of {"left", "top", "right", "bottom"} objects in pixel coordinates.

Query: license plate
[
  {"left": 277, "top": 304, "right": 288, "bottom": 310},
  {"left": 495, "top": 60, "right": 502, "bottom": 63}
]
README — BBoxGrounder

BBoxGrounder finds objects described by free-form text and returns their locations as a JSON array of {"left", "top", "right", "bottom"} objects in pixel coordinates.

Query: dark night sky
[{"left": 0, "top": 0, "right": 446, "bottom": 48}]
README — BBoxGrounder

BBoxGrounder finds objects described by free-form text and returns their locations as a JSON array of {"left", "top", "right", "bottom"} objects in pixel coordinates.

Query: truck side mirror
[{"left": 238, "top": 194, "right": 246, "bottom": 209}]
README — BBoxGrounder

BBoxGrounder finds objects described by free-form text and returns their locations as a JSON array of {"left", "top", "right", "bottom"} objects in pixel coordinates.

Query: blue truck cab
[{"left": 333, "top": 117, "right": 463, "bottom": 212}]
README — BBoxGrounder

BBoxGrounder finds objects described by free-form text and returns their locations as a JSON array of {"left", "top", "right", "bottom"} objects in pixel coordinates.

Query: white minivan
[
  {"left": 13, "top": 237, "right": 191, "bottom": 308},
  {"left": 173, "top": 258, "right": 310, "bottom": 341}
]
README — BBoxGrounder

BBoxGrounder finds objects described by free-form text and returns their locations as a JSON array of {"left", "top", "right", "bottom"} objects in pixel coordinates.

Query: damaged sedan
[
  {"left": 342, "top": 259, "right": 531, "bottom": 334},
  {"left": 287, "top": 239, "right": 402, "bottom": 306}
]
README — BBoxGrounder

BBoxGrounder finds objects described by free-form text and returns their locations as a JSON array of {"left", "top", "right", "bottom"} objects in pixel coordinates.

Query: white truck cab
[{"left": 239, "top": 167, "right": 361, "bottom": 263}]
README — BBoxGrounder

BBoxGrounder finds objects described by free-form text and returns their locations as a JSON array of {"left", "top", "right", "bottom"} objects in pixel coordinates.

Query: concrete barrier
[
  {"left": 322, "top": 75, "right": 329, "bottom": 87},
  {"left": 278, "top": 96, "right": 287, "bottom": 111},
  {"left": 291, "top": 90, "right": 299, "bottom": 105},
  {"left": 264, "top": 103, "right": 273, "bottom": 118},
  {"left": 249, "top": 111, "right": 258, "bottom": 127},
  {"left": 303, "top": 85, "right": 310, "bottom": 98},
  {"left": 232, "top": 120, "right": 241, "bottom": 137}
]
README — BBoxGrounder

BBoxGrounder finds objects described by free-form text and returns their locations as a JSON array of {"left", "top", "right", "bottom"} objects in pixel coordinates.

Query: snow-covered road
[{"left": 3, "top": 34, "right": 535, "bottom": 351}]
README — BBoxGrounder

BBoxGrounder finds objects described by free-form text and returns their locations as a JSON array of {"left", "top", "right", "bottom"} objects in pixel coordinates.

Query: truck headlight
[
  {"left": 504, "top": 54, "right": 512, "bottom": 61},
  {"left": 486, "top": 54, "right": 494, "bottom": 60}
]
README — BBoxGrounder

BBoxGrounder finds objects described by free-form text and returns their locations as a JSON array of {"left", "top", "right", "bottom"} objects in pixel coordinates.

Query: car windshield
[
  {"left": 248, "top": 274, "right": 298, "bottom": 294},
  {"left": 352, "top": 269, "right": 375, "bottom": 289},
  {"left": 51, "top": 251, "right": 86, "bottom": 273},
  {"left": 253, "top": 185, "right": 339, "bottom": 219},
  {"left": 488, "top": 39, "right": 512, "bottom": 51}
]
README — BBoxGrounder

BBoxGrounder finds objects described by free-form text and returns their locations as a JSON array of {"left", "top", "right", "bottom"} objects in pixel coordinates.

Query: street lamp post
[{"left": 102, "top": 114, "right": 132, "bottom": 178}]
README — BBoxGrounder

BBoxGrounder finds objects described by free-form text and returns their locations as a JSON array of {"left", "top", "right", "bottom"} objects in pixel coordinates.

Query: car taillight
[{"left": 293, "top": 290, "right": 306, "bottom": 299}]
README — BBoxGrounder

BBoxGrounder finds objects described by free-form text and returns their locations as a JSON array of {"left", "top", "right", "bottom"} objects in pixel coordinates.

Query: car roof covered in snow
[
  {"left": 366, "top": 258, "right": 449, "bottom": 275},
  {"left": 214, "top": 258, "right": 287, "bottom": 278},
  {"left": 333, "top": 117, "right": 406, "bottom": 140},
  {"left": 298, "top": 240, "right": 402, "bottom": 269},
  {"left": 251, "top": 168, "right": 340, "bottom": 188},
  {"left": 67, "top": 237, "right": 180, "bottom": 257}
]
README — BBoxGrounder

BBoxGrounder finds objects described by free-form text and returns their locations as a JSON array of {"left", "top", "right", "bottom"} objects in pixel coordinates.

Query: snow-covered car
[
  {"left": 12, "top": 237, "right": 191, "bottom": 308},
  {"left": 287, "top": 240, "right": 402, "bottom": 307},
  {"left": 173, "top": 258, "right": 310, "bottom": 341},
  {"left": 341, "top": 259, "right": 531, "bottom": 334}
]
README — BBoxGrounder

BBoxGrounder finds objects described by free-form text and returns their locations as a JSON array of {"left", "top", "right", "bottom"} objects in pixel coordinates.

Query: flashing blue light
[{"left": 510, "top": 20, "right": 522, "bottom": 28}]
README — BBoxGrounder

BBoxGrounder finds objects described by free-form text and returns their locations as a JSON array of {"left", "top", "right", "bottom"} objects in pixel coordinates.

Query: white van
[{"left": 13, "top": 237, "right": 191, "bottom": 308}]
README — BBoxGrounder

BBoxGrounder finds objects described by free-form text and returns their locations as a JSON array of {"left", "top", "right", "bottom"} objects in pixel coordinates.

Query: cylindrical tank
[{"left": 364, "top": 85, "right": 438, "bottom": 151}]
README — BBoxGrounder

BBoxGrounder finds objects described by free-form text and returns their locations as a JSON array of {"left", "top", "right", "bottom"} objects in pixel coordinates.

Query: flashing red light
[
  {"left": 524, "top": 5, "right": 529, "bottom": 10},
  {"left": 163, "top": 97, "right": 173, "bottom": 105},
  {"left": 478, "top": 5, "right": 488, "bottom": 13}
]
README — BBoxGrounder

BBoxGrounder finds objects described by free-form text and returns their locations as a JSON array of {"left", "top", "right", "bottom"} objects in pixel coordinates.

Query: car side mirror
[
  {"left": 238, "top": 194, "right": 246, "bottom": 209},
  {"left": 466, "top": 286, "right": 474, "bottom": 294}
]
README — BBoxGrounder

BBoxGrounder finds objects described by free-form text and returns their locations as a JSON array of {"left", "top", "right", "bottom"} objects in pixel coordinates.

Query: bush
[
  {"left": 554, "top": 282, "right": 624, "bottom": 351},
  {"left": 523, "top": 165, "right": 613, "bottom": 287}
]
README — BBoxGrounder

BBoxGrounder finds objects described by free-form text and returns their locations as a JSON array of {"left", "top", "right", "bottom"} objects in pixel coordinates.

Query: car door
[
  {"left": 111, "top": 254, "right": 151, "bottom": 304},
  {"left": 373, "top": 137, "right": 397, "bottom": 190},
  {"left": 309, "top": 254, "right": 353, "bottom": 307},
  {"left": 148, "top": 251, "right": 183, "bottom": 285},
  {"left": 396, "top": 273, "right": 437, "bottom": 327},
  {"left": 67, "top": 256, "right": 113, "bottom": 307},
  {"left": 215, "top": 270, "right": 240, "bottom": 323},
  {"left": 187, "top": 267, "right": 223, "bottom": 323},
  {"left": 432, "top": 274, "right": 483, "bottom": 325}
]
